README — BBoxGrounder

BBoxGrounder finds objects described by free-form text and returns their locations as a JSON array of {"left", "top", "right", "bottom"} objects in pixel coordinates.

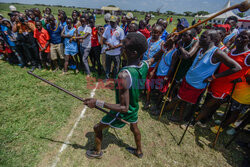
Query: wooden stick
[
  {"left": 27, "top": 71, "right": 130, "bottom": 125},
  {"left": 212, "top": 82, "right": 237, "bottom": 148},
  {"left": 158, "top": 58, "right": 182, "bottom": 120},
  {"left": 176, "top": 0, "right": 249, "bottom": 35}
]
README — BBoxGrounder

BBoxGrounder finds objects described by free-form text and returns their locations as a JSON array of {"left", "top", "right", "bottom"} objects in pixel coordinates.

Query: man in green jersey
[{"left": 84, "top": 32, "right": 166, "bottom": 159}]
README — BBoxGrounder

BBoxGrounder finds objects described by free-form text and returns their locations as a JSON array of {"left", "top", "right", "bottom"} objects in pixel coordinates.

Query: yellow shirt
[{"left": 232, "top": 70, "right": 250, "bottom": 105}]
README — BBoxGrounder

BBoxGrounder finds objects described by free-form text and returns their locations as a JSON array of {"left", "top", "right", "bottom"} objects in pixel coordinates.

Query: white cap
[
  {"left": 104, "top": 13, "right": 111, "bottom": 21},
  {"left": 9, "top": 5, "right": 17, "bottom": 12}
]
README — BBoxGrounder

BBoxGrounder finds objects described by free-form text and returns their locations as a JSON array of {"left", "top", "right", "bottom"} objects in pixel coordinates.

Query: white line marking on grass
[{"left": 51, "top": 82, "right": 98, "bottom": 167}]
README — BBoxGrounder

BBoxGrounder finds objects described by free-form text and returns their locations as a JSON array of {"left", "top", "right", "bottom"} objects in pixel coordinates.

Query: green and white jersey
[{"left": 101, "top": 61, "right": 149, "bottom": 128}]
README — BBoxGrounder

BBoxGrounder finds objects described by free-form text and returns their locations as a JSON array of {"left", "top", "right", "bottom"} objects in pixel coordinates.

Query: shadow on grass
[
  {"left": 40, "top": 130, "right": 131, "bottom": 151},
  {"left": 193, "top": 122, "right": 247, "bottom": 167}
]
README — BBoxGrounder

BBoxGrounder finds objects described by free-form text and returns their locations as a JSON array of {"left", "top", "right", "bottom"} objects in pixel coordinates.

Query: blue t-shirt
[
  {"left": 3, "top": 26, "right": 16, "bottom": 47},
  {"left": 161, "top": 29, "right": 169, "bottom": 42},
  {"left": 59, "top": 21, "right": 67, "bottom": 28},
  {"left": 47, "top": 23, "right": 63, "bottom": 44},
  {"left": 64, "top": 25, "right": 78, "bottom": 53},
  {"left": 186, "top": 46, "right": 219, "bottom": 89},
  {"left": 156, "top": 48, "right": 176, "bottom": 76},
  {"left": 142, "top": 37, "right": 163, "bottom": 67}
]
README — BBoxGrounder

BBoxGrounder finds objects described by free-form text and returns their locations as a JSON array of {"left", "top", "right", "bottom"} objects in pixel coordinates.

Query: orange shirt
[
  {"left": 209, "top": 49, "right": 250, "bottom": 96},
  {"left": 17, "top": 20, "right": 35, "bottom": 34},
  {"left": 34, "top": 28, "right": 50, "bottom": 53}
]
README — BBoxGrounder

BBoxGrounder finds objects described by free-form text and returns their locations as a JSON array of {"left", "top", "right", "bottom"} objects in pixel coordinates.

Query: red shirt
[
  {"left": 210, "top": 49, "right": 250, "bottom": 96},
  {"left": 216, "top": 24, "right": 231, "bottom": 33},
  {"left": 34, "top": 28, "right": 50, "bottom": 53},
  {"left": 91, "top": 27, "right": 100, "bottom": 47},
  {"left": 0, "top": 46, "right": 12, "bottom": 54},
  {"left": 139, "top": 28, "right": 150, "bottom": 39}
]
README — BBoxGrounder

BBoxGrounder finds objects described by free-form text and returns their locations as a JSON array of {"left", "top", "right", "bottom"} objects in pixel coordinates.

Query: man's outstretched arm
[{"left": 84, "top": 71, "right": 130, "bottom": 113}]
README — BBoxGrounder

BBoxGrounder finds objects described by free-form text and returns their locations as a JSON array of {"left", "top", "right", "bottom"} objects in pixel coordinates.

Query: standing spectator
[
  {"left": 120, "top": 15, "right": 127, "bottom": 32},
  {"left": 61, "top": 18, "right": 78, "bottom": 74},
  {"left": 76, "top": 16, "right": 92, "bottom": 76},
  {"left": 89, "top": 16, "right": 102, "bottom": 75},
  {"left": 116, "top": 16, "right": 120, "bottom": 26},
  {"left": 169, "top": 16, "right": 173, "bottom": 24},
  {"left": 58, "top": 10, "right": 67, "bottom": 27},
  {"left": 47, "top": 15, "right": 64, "bottom": 71},
  {"left": 34, "top": 21, "right": 50, "bottom": 70},
  {"left": 0, "top": 39, "right": 14, "bottom": 63},
  {"left": 72, "top": 11, "right": 81, "bottom": 28},
  {"left": 12, "top": 13, "right": 40, "bottom": 71},
  {"left": 103, "top": 15, "right": 125, "bottom": 79},
  {"left": 160, "top": 20, "right": 169, "bottom": 42},
  {"left": 33, "top": 8, "right": 47, "bottom": 29},
  {"left": 44, "top": 7, "right": 52, "bottom": 17},
  {"left": 104, "top": 13, "right": 111, "bottom": 28},
  {"left": 192, "top": 18, "right": 196, "bottom": 25},
  {"left": 138, "top": 20, "right": 150, "bottom": 39},
  {"left": 125, "top": 12, "right": 133, "bottom": 35},
  {"left": 145, "top": 13, "right": 151, "bottom": 31},
  {"left": 2, "top": 19, "right": 23, "bottom": 66}
]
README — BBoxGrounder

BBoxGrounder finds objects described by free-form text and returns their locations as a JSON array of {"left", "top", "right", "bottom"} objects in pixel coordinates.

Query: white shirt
[
  {"left": 103, "top": 25, "right": 125, "bottom": 55},
  {"left": 78, "top": 25, "right": 92, "bottom": 48}
]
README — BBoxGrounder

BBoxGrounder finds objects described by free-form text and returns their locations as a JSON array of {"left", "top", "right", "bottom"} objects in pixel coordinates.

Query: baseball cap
[
  {"left": 126, "top": 12, "right": 133, "bottom": 19},
  {"left": 9, "top": 5, "right": 17, "bottom": 12},
  {"left": 110, "top": 15, "right": 117, "bottom": 22}
]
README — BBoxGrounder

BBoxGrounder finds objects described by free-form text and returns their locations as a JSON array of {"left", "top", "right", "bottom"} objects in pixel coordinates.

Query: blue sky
[{"left": 0, "top": 0, "right": 248, "bottom": 14}]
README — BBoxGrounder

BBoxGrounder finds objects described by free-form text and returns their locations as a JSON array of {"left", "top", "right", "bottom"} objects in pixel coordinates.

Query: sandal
[
  {"left": 126, "top": 147, "right": 143, "bottom": 159},
  {"left": 86, "top": 150, "right": 103, "bottom": 159}
]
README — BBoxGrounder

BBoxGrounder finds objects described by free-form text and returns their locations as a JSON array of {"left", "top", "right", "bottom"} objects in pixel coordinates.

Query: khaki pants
[{"left": 50, "top": 43, "right": 64, "bottom": 60}]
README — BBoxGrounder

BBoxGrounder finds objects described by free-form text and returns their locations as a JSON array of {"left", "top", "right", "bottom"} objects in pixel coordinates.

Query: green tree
[
  {"left": 237, "top": 12, "right": 245, "bottom": 18},
  {"left": 184, "top": 11, "right": 193, "bottom": 16},
  {"left": 108, "top": 5, "right": 116, "bottom": 7},
  {"left": 166, "top": 10, "right": 175, "bottom": 15},
  {"left": 196, "top": 11, "right": 209, "bottom": 16}
]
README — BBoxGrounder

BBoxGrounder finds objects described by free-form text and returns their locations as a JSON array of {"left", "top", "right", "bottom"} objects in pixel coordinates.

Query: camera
[{"left": 19, "top": 17, "right": 25, "bottom": 23}]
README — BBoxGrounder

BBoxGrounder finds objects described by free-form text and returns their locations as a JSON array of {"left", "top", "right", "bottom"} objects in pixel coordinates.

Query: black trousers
[
  {"left": 22, "top": 43, "right": 40, "bottom": 67},
  {"left": 89, "top": 45, "right": 102, "bottom": 75}
]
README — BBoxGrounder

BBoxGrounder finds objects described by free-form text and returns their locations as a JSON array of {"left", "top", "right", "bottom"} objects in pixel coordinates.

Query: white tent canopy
[
  {"left": 195, "top": 0, "right": 240, "bottom": 24},
  {"left": 238, "top": 16, "right": 250, "bottom": 30}
]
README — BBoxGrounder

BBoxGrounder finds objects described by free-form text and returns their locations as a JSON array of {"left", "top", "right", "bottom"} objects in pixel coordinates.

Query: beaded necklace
[
  {"left": 193, "top": 46, "right": 216, "bottom": 69},
  {"left": 50, "top": 22, "right": 58, "bottom": 32},
  {"left": 146, "top": 38, "right": 161, "bottom": 59}
]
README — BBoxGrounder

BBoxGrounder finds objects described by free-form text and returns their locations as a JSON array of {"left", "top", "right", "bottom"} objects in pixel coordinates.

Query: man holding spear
[{"left": 83, "top": 32, "right": 169, "bottom": 159}]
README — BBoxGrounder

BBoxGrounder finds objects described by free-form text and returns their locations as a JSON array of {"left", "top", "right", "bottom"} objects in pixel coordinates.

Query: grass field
[
  {"left": 0, "top": 3, "right": 249, "bottom": 167},
  {"left": 0, "top": 58, "right": 249, "bottom": 167}
]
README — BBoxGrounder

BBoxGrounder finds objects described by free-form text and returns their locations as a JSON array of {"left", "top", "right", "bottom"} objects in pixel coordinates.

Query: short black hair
[
  {"left": 130, "top": 23, "right": 139, "bottom": 31},
  {"left": 189, "top": 29, "right": 197, "bottom": 38},
  {"left": 125, "top": 32, "right": 148, "bottom": 58},
  {"left": 59, "top": 10, "right": 67, "bottom": 20},
  {"left": 227, "top": 16, "right": 238, "bottom": 23},
  {"left": 207, "top": 29, "right": 218, "bottom": 42}
]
